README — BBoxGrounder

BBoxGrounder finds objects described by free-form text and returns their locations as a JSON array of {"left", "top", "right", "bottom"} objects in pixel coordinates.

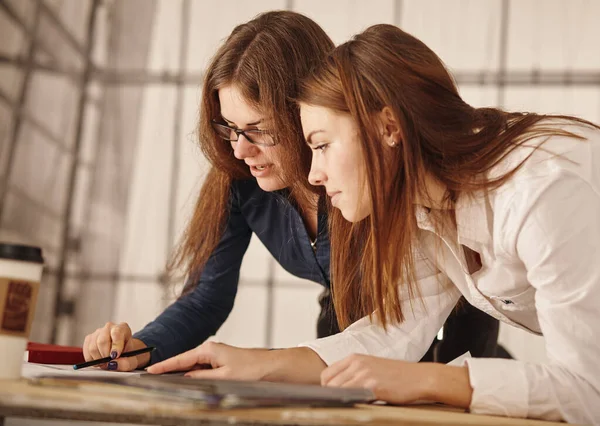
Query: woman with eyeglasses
[
  {"left": 81, "top": 10, "right": 335, "bottom": 372},
  {"left": 83, "top": 11, "right": 504, "bottom": 376}
]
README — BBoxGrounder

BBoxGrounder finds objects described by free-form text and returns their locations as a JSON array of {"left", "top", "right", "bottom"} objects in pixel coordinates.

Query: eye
[
  {"left": 247, "top": 128, "right": 270, "bottom": 135},
  {"left": 246, "top": 129, "right": 275, "bottom": 145},
  {"left": 313, "top": 144, "right": 329, "bottom": 153}
]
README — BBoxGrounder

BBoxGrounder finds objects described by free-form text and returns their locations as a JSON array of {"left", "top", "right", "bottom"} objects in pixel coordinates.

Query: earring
[{"left": 390, "top": 140, "right": 398, "bottom": 147}]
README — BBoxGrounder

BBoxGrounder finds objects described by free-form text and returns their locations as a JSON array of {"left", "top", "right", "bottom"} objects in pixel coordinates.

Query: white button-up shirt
[{"left": 300, "top": 121, "right": 600, "bottom": 424}]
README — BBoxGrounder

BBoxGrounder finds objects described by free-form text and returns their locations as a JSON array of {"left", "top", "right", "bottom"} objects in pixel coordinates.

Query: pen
[{"left": 73, "top": 346, "right": 156, "bottom": 370}]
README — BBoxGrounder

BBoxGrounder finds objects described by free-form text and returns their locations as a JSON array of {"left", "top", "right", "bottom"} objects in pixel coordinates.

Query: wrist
[
  {"left": 418, "top": 363, "right": 442, "bottom": 401},
  {"left": 262, "top": 347, "right": 326, "bottom": 384},
  {"left": 131, "top": 338, "right": 151, "bottom": 368},
  {"left": 422, "top": 364, "right": 473, "bottom": 408}
]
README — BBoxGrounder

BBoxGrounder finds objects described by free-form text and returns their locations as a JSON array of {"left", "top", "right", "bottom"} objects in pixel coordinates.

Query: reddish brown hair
[
  {"left": 171, "top": 11, "right": 334, "bottom": 292},
  {"left": 297, "top": 24, "right": 599, "bottom": 329}
]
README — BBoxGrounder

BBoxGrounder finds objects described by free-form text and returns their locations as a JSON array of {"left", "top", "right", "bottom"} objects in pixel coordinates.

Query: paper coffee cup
[{"left": 0, "top": 243, "right": 44, "bottom": 379}]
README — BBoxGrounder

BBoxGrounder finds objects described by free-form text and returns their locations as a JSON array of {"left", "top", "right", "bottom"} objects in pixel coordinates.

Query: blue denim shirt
[{"left": 134, "top": 179, "right": 330, "bottom": 364}]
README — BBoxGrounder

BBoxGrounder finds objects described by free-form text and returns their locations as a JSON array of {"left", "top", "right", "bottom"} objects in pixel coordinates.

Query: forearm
[
  {"left": 300, "top": 274, "right": 460, "bottom": 366},
  {"left": 423, "top": 364, "right": 472, "bottom": 408},
  {"left": 263, "top": 347, "right": 327, "bottom": 384},
  {"left": 134, "top": 301, "right": 231, "bottom": 364},
  {"left": 134, "top": 277, "right": 239, "bottom": 365}
]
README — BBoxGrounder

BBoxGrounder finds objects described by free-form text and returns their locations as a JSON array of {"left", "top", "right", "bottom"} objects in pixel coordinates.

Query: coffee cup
[{"left": 0, "top": 243, "right": 44, "bottom": 379}]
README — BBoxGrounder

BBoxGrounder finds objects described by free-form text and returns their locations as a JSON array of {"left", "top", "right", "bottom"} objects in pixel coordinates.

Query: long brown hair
[
  {"left": 170, "top": 11, "right": 334, "bottom": 292},
  {"left": 298, "top": 24, "right": 599, "bottom": 329}
]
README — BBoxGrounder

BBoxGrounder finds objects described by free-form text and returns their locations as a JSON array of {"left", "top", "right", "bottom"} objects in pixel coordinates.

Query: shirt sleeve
[
  {"left": 133, "top": 183, "right": 252, "bottom": 364},
  {"left": 464, "top": 171, "right": 600, "bottom": 424},
  {"left": 299, "top": 249, "right": 461, "bottom": 365}
]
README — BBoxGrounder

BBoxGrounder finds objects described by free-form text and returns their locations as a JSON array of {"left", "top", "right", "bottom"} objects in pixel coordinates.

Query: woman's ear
[{"left": 378, "top": 106, "right": 402, "bottom": 148}]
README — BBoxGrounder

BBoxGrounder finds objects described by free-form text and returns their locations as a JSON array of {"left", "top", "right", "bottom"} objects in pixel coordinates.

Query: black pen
[{"left": 73, "top": 346, "right": 156, "bottom": 370}]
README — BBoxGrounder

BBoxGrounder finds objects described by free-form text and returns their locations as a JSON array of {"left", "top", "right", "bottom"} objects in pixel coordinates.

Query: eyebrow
[
  {"left": 305, "top": 130, "right": 326, "bottom": 145},
  {"left": 221, "top": 115, "right": 263, "bottom": 126}
]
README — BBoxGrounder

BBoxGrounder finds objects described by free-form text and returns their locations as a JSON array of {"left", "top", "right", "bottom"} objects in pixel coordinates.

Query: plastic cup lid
[{"left": 0, "top": 243, "right": 44, "bottom": 264}]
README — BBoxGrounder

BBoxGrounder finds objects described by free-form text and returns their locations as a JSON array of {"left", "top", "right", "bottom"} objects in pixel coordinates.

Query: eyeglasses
[{"left": 211, "top": 120, "right": 277, "bottom": 147}]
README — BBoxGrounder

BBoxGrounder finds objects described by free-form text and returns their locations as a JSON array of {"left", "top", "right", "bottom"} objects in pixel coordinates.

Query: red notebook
[{"left": 27, "top": 342, "right": 86, "bottom": 365}]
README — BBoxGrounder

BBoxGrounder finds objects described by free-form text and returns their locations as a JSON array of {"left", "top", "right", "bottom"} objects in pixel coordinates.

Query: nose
[
  {"left": 308, "top": 158, "right": 327, "bottom": 187},
  {"left": 233, "top": 134, "right": 259, "bottom": 160}
]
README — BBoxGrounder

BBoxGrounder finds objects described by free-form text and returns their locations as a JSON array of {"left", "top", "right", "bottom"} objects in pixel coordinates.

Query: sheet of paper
[{"left": 22, "top": 362, "right": 145, "bottom": 379}]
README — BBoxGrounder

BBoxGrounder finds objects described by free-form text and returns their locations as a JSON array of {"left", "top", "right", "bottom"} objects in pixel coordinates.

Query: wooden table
[{"left": 0, "top": 378, "right": 564, "bottom": 426}]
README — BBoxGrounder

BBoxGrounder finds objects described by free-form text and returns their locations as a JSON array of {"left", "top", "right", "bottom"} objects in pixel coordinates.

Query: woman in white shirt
[
  {"left": 295, "top": 24, "right": 600, "bottom": 424},
  {"left": 148, "top": 23, "right": 600, "bottom": 423}
]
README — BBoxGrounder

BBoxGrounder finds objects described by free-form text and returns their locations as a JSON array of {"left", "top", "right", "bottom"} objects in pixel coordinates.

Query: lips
[
  {"left": 246, "top": 163, "right": 271, "bottom": 170},
  {"left": 327, "top": 191, "right": 341, "bottom": 206},
  {"left": 248, "top": 163, "right": 273, "bottom": 178}
]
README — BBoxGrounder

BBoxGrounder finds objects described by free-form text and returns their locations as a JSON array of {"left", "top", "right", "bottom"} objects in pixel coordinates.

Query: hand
[
  {"left": 147, "top": 342, "right": 326, "bottom": 384},
  {"left": 321, "top": 354, "right": 472, "bottom": 407},
  {"left": 82, "top": 322, "right": 150, "bottom": 371},
  {"left": 146, "top": 341, "right": 272, "bottom": 380}
]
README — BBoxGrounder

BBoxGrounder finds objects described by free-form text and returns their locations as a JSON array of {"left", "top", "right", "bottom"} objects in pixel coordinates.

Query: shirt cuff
[
  {"left": 463, "top": 357, "right": 529, "bottom": 418},
  {"left": 298, "top": 332, "right": 371, "bottom": 366}
]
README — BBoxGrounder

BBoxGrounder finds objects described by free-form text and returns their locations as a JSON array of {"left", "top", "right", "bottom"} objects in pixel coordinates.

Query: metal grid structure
[{"left": 1, "top": 0, "right": 599, "bottom": 345}]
